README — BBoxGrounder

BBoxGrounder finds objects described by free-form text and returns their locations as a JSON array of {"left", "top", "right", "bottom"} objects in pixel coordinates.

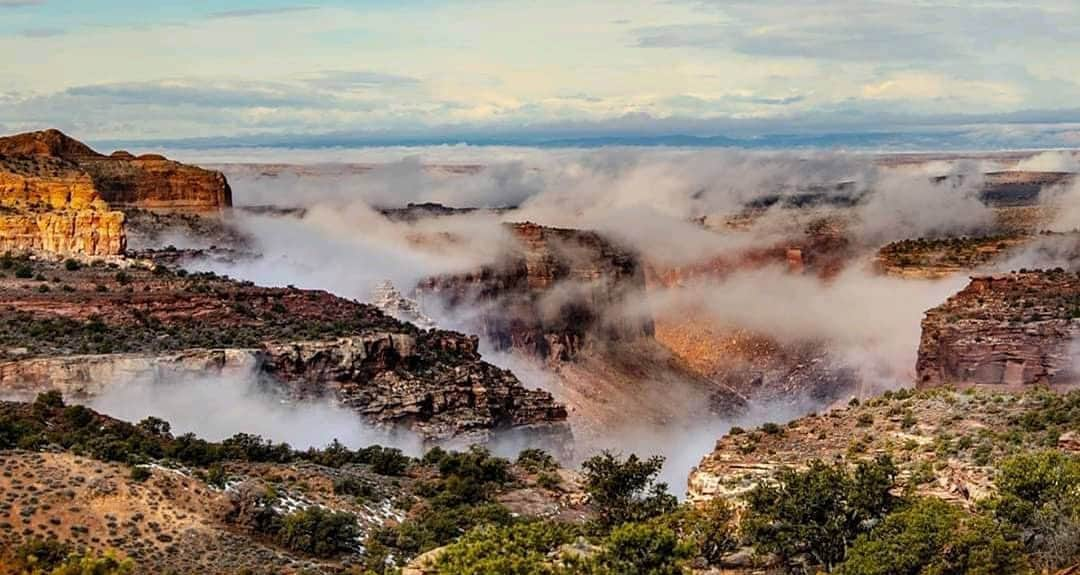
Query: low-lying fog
[
  {"left": 97, "top": 146, "right": 1079, "bottom": 494},
  {"left": 88, "top": 369, "right": 423, "bottom": 455}
]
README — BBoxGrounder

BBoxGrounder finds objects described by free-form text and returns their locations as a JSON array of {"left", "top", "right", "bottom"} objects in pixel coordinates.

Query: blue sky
[{"left": 3, "top": 0, "right": 1080, "bottom": 148}]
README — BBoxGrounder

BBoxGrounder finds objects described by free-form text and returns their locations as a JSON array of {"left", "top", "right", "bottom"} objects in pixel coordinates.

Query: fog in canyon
[{"left": 102, "top": 146, "right": 1079, "bottom": 493}]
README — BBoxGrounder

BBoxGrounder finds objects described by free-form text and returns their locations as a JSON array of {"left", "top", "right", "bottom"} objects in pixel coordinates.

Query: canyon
[
  {"left": 1, "top": 139, "right": 1079, "bottom": 573},
  {"left": 419, "top": 221, "right": 654, "bottom": 363}
]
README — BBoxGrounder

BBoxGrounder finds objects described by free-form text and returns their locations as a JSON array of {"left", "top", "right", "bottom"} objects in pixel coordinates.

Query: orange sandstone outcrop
[
  {"left": 0, "top": 153, "right": 125, "bottom": 256},
  {"left": 0, "top": 129, "right": 232, "bottom": 211},
  {"left": 0, "top": 210, "right": 125, "bottom": 256}
]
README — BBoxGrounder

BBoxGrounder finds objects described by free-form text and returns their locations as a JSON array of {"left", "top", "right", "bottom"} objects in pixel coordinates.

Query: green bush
[
  {"left": 836, "top": 498, "right": 1030, "bottom": 575},
  {"left": 987, "top": 450, "right": 1080, "bottom": 569},
  {"left": 760, "top": 422, "right": 783, "bottom": 435},
  {"left": 743, "top": 455, "right": 899, "bottom": 570},
  {"left": 64, "top": 259, "right": 81, "bottom": 271},
  {"left": 655, "top": 498, "right": 737, "bottom": 565},
  {"left": 333, "top": 475, "right": 374, "bottom": 499},
  {"left": 581, "top": 451, "right": 677, "bottom": 530},
  {"left": 129, "top": 466, "right": 151, "bottom": 483},
  {"left": 277, "top": 507, "right": 360, "bottom": 558},
  {"left": 205, "top": 463, "right": 228, "bottom": 488},
  {"left": 8, "top": 539, "right": 134, "bottom": 575},
  {"left": 433, "top": 521, "right": 579, "bottom": 575},
  {"left": 536, "top": 471, "right": 562, "bottom": 491},
  {"left": 517, "top": 448, "right": 557, "bottom": 472},
  {"left": 14, "top": 264, "right": 32, "bottom": 279},
  {"left": 589, "top": 521, "right": 690, "bottom": 575}
]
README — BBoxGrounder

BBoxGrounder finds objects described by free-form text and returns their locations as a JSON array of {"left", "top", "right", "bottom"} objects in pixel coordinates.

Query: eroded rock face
[
  {"left": 372, "top": 280, "right": 436, "bottom": 329},
  {"left": 264, "top": 333, "right": 569, "bottom": 442},
  {"left": 78, "top": 153, "right": 232, "bottom": 211},
  {"left": 0, "top": 153, "right": 125, "bottom": 256},
  {"left": 419, "top": 222, "right": 653, "bottom": 362},
  {"left": 0, "top": 349, "right": 258, "bottom": 398},
  {"left": 0, "top": 129, "right": 232, "bottom": 212},
  {"left": 917, "top": 271, "right": 1080, "bottom": 390}
]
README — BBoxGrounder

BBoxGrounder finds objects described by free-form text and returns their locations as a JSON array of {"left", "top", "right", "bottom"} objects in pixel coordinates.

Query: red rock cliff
[
  {"left": 917, "top": 271, "right": 1080, "bottom": 391},
  {"left": 0, "top": 129, "right": 232, "bottom": 211}
]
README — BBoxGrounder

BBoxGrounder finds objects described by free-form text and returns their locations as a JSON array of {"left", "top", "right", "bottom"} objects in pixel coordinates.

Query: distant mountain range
[{"left": 92, "top": 127, "right": 1080, "bottom": 153}]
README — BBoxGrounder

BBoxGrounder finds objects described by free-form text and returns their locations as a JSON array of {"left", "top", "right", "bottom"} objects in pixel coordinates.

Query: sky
[{"left": 3, "top": 0, "right": 1080, "bottom": 148}]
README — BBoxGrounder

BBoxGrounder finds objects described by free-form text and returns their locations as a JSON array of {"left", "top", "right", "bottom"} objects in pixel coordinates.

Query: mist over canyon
[
  {"left": 1, "top": 128, "right": 1078, "bottom": 574},
  {"left": 120, "top": 146, "right": 1077, "bottom": 489}
]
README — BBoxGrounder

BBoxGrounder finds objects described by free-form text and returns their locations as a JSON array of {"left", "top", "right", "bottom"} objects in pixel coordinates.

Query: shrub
[
  {"left": 760, "top": 422, "right": 783, "bottom": 435},
  {"left": 656, "top": 497, "right": 737, "bottom": 565},
  {"left": 434, "top": 446, "right": 512, "bottom": 504},
  {"left": 205, "top": 463, "right": 228, "bottom": 488},
  {"left": 422, "top": 446, "right": 449, "bottom": 466},
  {"left": 129, "top": 466, "right": 151, "bottom": 482},
  {"left": 590, "top": 521, "right": 690, "bottom": 575},
  {"left": 10, "top": 539, "right": 135, "bottom": 575},
  {"left": 743, "top": 455, "right": 899, "bottom": 571},
  {"left": 366, "top": 447, "right": 516, "bottom": 558},
  {"left": 369, "top": 446, "right": 410, "bottom": 476},
  {"left": 581, "top": 451, "right": 677, "bottom": 529},
  {"left": 333, "top": 476, "right": 374, "bottom": 499},
  {"left": 14, "top": 264, "right": 32, "bottom": 279},
  {"left": 64, "top": 259, "right": 81, "bottom": 271},
  {"left": 536, "top": 471, "right": 562, "bottom": 491},
  {"left": 136, "top": 416, "right": 171, "bottom": 437},
  {"left": 433, "top": 521, "right": 578, "bottom": 574},
  {"left": 114, "top": 271, "right": 131, "bottom": 285},
  {"left": 277, "top": 507, "right": 360, "bottom": 558},
  {"left": 516, "top": 448, "right": 557, "bottom": 472},
  {"left": 836, "top": 498, "right": 1030, "bottom": 575},
  {"left": 988, "top": 451, "right": 1080, "bottom": 570}
]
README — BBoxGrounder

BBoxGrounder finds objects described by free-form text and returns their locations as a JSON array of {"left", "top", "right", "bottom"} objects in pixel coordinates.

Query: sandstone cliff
[
  {"left": 0, "top": 154, "right": 125, "bottom": 256},
  {"left": 0, "top": 129, "right": 231, "bottom": 211},
  {"left": 917, "top": 271, "right": 1080, "bottom": 390},
  {"left": 419, "top": 222, "right": 654, "bottom": 362}
]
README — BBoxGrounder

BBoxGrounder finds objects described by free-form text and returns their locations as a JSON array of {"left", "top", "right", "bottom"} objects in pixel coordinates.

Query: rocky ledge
[
  {"left": 689, "top": 386, "right": 1079, "bottom": 507},
  {"left": 0, "top": 256, "right": 568, "bottom": 444},
  {"left": 917, "top": 270, "right": 1080, "bottom": 390}
]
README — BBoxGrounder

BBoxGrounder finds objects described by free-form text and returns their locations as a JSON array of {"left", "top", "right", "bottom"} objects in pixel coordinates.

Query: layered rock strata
[
  {"left": 0, "top": 154, "right": 125, "bottom": 256},
  {"left": 917, "top": 271, "right": 1080, "bottom": 390}
]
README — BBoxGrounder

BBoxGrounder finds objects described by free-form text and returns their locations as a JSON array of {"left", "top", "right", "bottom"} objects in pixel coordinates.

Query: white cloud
[{"left": 1, "top": 0, "right": 1079, "bottom": 140}]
